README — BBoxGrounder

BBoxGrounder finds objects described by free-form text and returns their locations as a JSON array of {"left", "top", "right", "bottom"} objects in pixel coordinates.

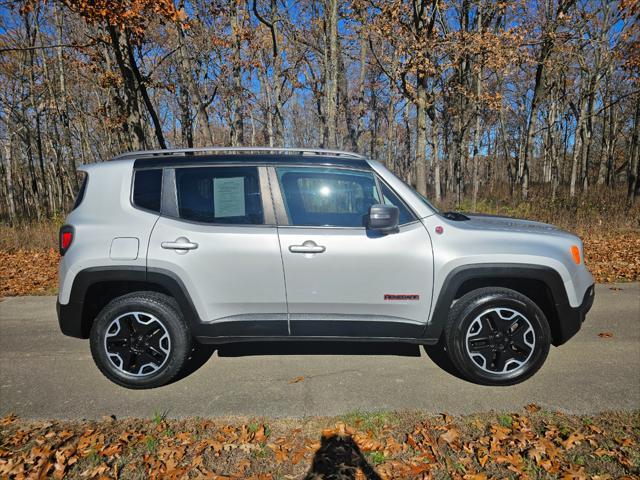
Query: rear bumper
[
  {"left": 56, "top": 299, "right": 87, "bottom": 338},
  {"left": 553, "top": 284, "right": 595, "bottom": 345}
]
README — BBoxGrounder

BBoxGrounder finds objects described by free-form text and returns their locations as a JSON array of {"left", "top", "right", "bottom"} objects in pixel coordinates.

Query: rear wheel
[
  {"left": 444, "top": 287, "right": 551, "bottom": 386},
  {"left": 90, "top": 292, "right": 191, "bottom": 389}
]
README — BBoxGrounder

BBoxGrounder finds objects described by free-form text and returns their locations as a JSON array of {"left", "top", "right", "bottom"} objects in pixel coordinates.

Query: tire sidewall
[
  {"left": 446, "top": 290, "right": 551, "bottom": 386},
  {"left": 90, "top": 294, "right": 190, "bottom": 389}
]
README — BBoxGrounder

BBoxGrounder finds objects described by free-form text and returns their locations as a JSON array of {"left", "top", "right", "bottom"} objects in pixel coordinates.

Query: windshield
[{"left": 388, "top": 170, "right": 440, "bottom": 214}]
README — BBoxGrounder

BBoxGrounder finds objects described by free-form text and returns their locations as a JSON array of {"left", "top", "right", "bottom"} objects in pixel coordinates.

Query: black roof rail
[{"left": 113, "top": 147, "right": 365, "bottom": 161}]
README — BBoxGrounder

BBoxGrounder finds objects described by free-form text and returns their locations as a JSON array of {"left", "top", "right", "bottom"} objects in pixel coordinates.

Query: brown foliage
[
  {"left": 18, "top": 0, "right": 186, "bottom": 37},
  {"left": 0, "top": 410, "right": 638, "bottom": 479},
  {"left": 0, "top": 248, "right": 58, "bottom": 297},
  {"left": 583, "top": 232, "right": 640, "bottom": 283}
]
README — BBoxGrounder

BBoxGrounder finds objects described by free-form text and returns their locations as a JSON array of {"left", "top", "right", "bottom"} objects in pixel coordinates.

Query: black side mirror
[{"left": 367, "top": 204, "right": 399, "bottom": 234}]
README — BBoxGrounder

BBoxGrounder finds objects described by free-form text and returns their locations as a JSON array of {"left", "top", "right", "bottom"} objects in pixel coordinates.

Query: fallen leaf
[
  {"left": 598, "top": 332, "right": 614, "bottom": 338},
  {"left": 563, "top": 432, "right": 585, "bottom": 450},
  {"left": 440, "top": 427, "right": 460, "bottom": 445},
  {"left": 288, "top": 376, "right": 305, "bottom": 384},
  {"left": 525, "top": 403, "right": 541, "bottom": 413}
]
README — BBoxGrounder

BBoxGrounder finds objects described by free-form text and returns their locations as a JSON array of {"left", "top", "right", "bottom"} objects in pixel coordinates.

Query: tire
[
  {"left": 443, "top": 287, "right": 551, "bottom": 386},
  {"left": 90, "top": 291, "right": 191, "bottom": 389}
]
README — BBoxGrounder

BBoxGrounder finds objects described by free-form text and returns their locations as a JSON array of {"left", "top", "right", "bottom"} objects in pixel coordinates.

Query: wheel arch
[
  {"left": 423, "top": 264, "right": 572, "bottom": 346},
  {"left": 58, "top": 267, "right": 199, "bottom": 339}
]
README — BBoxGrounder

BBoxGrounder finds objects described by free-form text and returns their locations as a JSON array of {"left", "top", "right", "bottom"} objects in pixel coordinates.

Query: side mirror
[{"left": 367, "top": 204, "right": 399, "bottom": 234}]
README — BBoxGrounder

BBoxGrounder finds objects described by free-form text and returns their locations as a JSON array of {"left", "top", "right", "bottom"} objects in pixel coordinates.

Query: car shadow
[
  {"left": 170, "top": 342, "right": 217, "bottom": 383},
  {"left": 216, "top": 341, "right": 421, "bottom": 357},
  {"left": 423, "top": 343, "right": 467, "bottom": 381},
  {"left": 303, "top": 432, "right": 382, "bottom": 480},
  {"left": 173, "top": 340, "right": 468, "bottom": 384}
]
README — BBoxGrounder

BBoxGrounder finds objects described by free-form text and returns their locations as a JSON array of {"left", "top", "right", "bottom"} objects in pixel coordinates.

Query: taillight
[{"left": 59, "top": 225, "right": 74, "bottom": 255}]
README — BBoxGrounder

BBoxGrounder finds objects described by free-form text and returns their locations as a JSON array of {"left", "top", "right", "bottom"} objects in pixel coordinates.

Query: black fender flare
[
  {"left": 58, "top": 266, "right": 201, "bottom": 338},
  {"left": 421, "top": 263, "right": 584, "bottom": 345}
]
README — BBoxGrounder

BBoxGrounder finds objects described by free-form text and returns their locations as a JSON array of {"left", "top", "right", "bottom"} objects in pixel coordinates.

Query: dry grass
[
  {"left": 438, "top": 184, "right": 640, "bottom": 236},
  {"left": 0, "top": 219, "right": 61, "bottom": 251}
]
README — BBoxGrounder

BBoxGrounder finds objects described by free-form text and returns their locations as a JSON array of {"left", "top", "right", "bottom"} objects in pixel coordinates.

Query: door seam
[{"left": 266, "top": 167, "right": 291, "bottom": 335}]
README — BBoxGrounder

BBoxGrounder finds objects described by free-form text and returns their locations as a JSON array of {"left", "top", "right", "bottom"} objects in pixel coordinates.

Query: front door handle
[
  {"left": 161, "top": 237, "right": 198, "bottom": 252},
  {"left": 289, "top": 240, "right": 326, "bottom": 254}
]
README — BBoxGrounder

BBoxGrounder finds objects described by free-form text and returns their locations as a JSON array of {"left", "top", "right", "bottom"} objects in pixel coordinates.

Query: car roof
[{"left": 130, "top": 153, "right": 371, "bottom": 170}]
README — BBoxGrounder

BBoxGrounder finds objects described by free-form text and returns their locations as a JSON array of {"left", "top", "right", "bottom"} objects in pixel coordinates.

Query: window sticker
[{"left": 213, "top": 177, "right": 245, "bottom": 217}]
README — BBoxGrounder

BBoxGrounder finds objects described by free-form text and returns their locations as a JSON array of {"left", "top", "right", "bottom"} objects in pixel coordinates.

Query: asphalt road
[{"left": 1, "top": 283, "right": 638, "bottom": 420}]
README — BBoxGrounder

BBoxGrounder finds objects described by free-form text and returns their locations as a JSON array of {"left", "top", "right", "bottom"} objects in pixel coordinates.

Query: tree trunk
[
  {"left": 325, "top": 0, "right": 339, "bottom": 148},
  {"left": 230, "top": 3, "right": 245, "bottom": 146},
  {"left": 2, "top": 111, "right": 17, "bottom": 222},
  {"left": 627, "top": 95, "right": 640, "bottom": 203},
  {"left": 471, "top": 5, "right": 483, "bottom": 210},
  {"left": 108, "top": 25, "right": 146, "bottom": 150},
  {"left": 415, "top": 75, "right": 429, "bottom": 196},
  {"left": 570, "top": 95, "right": 588, "bottom": 197},
  {"left": 431, "top": 116, "right": 442, "bottom": 202}
]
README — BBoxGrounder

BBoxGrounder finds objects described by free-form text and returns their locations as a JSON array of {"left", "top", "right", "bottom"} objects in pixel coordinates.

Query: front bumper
[{"left": 553, "top": 284, "right": 595, "bottom": 345}]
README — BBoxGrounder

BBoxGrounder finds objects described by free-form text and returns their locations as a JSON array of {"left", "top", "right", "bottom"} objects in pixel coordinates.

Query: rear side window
[
  {"left": 133, "top": 169, "right": 162, "bottom": 212},
  {"left": 175, "top": 166, "right": 263, "bottom": 224}
]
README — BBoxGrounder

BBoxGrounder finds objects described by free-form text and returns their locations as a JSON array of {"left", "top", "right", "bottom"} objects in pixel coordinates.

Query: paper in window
[{"left": 213, "top": 177, "right": 245, "bottom": 217}]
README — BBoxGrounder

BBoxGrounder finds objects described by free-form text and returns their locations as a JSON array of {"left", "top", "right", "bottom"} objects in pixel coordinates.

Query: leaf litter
[{"left": 0, "top": 410, "right": 638, "bottom": 479}]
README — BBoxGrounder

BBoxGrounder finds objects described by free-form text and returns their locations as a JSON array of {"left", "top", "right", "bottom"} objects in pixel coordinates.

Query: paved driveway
[{"left": 1, "top": 283, "right": 638, "bottom": 419}]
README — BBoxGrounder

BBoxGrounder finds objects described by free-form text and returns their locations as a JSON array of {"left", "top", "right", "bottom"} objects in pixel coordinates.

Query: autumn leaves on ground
[{"left": 1, "top": 408, "right": 639, "bottom": 479}]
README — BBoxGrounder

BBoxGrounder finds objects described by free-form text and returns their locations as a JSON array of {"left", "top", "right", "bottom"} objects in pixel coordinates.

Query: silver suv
[{"left": 57, "top": 147, "right": 595, "bottom": 389}]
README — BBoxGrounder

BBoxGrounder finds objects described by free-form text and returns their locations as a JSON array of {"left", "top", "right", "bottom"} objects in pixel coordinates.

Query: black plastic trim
[
  {"left": 58, "top": 266, "right": 196, "bottom": 339},
  {"left": 422, "top": 263, "right": 594, "bottom": 346},
  {"left": 290, "top": 319, "right": 424, "bottom": 338},
  {"left": 195, "top": 335, "right": 438, "bottom": 345}
]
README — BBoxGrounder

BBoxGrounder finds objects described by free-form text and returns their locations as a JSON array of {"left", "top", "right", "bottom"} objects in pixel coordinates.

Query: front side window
[
  {"left": 175, "top": 166, "right": 263, "bottom": 224},
  {"left": 380, "top": 182, "right": 416, "bottom": 225},
  {"left": 276, "top": 167, "right": 380, "bottom": 227}
]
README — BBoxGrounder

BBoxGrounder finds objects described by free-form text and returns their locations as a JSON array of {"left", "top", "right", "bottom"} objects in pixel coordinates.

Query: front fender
[{"left": 421, "top": 263, "right": 592, "bottom": 346}]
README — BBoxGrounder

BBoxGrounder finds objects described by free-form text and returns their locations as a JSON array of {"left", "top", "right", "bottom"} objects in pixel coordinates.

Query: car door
[
  {"left": 147, "top": 164, "right": 288, "bottom": 337},
  {"left": 272, "top": 165, "right": 434, "bottom": 339}
]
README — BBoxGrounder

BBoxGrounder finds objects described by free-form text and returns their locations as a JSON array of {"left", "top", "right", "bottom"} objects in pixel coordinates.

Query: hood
[{"left": 447, "top": 213, "right": 575, "bottom": 238}]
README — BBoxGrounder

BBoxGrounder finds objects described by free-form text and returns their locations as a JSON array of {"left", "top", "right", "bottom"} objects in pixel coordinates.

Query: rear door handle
[
  {"left": 289, "top": 240, "right": 326, "bottom": 254},
  {"left": 161, "top": 237, "right": 198, "bottom": 252}
]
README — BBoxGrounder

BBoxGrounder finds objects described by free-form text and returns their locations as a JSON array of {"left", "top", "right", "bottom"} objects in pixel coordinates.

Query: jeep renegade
[{"left": 57, "top": 147, "right": 595, "bottom": 389}]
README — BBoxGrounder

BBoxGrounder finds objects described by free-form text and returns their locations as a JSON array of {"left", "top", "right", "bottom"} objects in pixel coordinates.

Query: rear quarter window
[
  {"left": 72, "top": 172, "right": 88, "bottom": 211},
  {"left": 133, "top": 169, "right": 162, "bottom": 212}
]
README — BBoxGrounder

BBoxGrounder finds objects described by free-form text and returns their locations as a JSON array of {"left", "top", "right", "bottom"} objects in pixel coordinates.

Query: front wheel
[
  {"left": 90, "top": 292, "right": 191, "bottom": 389},
  {"left": 444, "top": 287, "right": 551, "bottom": 386}
]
